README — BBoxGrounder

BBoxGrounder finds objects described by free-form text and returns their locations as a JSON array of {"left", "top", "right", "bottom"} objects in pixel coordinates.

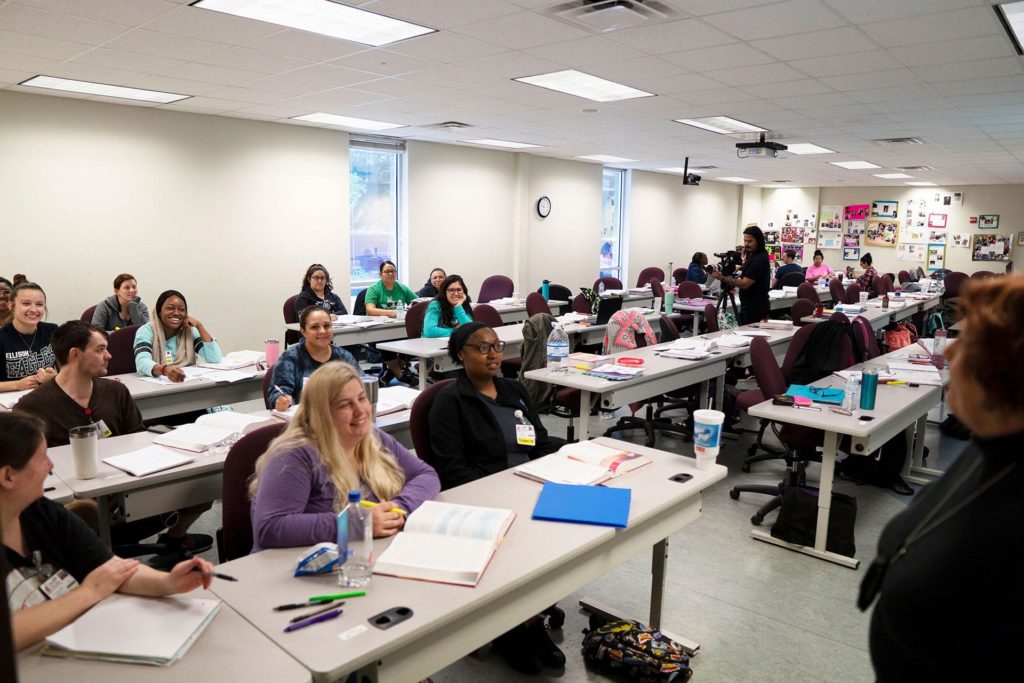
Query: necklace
[{"left": 17, "top": 327, "right": 38, "bottom": 352}]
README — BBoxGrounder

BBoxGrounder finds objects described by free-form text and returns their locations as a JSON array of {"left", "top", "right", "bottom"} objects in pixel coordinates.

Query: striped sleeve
[
  {"left": 191, "top": 326, "right": 222, "bottom": 363},
  {"left": 133, "top": 323, "right": 157, "bottom": 377}
]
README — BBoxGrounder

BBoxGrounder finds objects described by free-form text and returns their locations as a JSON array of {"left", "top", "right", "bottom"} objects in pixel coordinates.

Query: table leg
[
  {"left": 417, "top": 356, "right": 429, "bottom": 391},
  {"left": 692, "top": 314, "right": 700, "bottom": 336},
  {"left": 577, "top": 389, "right": 592, "bottom": 441},
  {"left": 97, "top": 493, "right": 112, "bottom": 547},
  {"left": 906, "top": 413, "right": 943, "bottom": 483},
  {"left": 714, "top": 373, "right": 724, "bottom": 412}
]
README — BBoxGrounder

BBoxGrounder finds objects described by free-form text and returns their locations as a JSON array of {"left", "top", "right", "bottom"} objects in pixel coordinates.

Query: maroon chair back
[
  {"left": 635, "top": 267, "right": 664, "bottom": 288},
  {"left": 472, "top": 303, "right": 503, "bottom": 328},
  {"left": 781, "top": 324, "right": 817, "bottom": 380},
  {"left": 404, "top": 301, "right": 427, "bottom": 338},
  {"left": 749, "top": 337, "right": 787, "bottom": 398},
  {"left": 703, "top": 303, "right": 719, "bottom": 333},
  {"left": 943, "top": 271, "right": 968, "bottom": 298},
  {"left": 262, "top": 371, "right": 274, "bottom": 408},
  {"left": 829, "top": 278, "right": 845, "bottom": 305},
  {"left": 672, "top": 268, "right": 688, "bottom": 286},
  {"left": 593, "top": 276, "right": 623, "bottom": 291},
  {"left": 676, "top": 281, "right": 702, "bottom": 299},
  {"left": 106, "top": 324, "right": 140, "bottom": 376},
  {"left": 538, "top": 283, "right": 573, "bottom": 302},
  {"left": 971, "top": 270, "right": 995, "bottom": 280},
  {"left": 790, "top": 298, "right": 815, "bottom": 326},
  {"left": 830, "top": 311, "right": 850, "bottom": 324},
  {"left": 80, "top": 305, "right": 97, "bottom": 323},
  {"left": 478, "top": 275, "right": 514, "bottom": 303},
  {"left": 659, "top": 315, "right": 681, "bottom": 342},
  {"left": 883, "top": 273, "right": 895, "bottom": 286},
  {"left": 650, "top": 278, "right": 665, "bottom": 298},
  {"left": 220, "top": 422, "right": 286, "bottom": 561},
  {"left": 897, "top": 270, "right": 911, "bottom": 284},
  {"left": 796, "top": 283, "right": 819, "bottom": 304},
  {"left": 525, "top": 292, "right": 551, "bottom": 316},
  {"left": 283, "top": 294, "right": 301, "bottom": 346},
  {"left": 572, "top": 293, "right": 591, "bottom": 314},
  {"left": 779, "top": 271, "right": 806, "bottom": 288},
  {"left": 852, "top": 316, "right": 881, "bottom": 359},
  {"left": 845, "top": 283, "right": 861, "bottom": 305},
  {"left": 409, "top": 379, "right": 455, "bottom": 470},
  {"left": 881, "top": 274, "right": 895, "bottom": 292},
  {"left": 871, "top": 274, "right": 886, "bottom": 298}
]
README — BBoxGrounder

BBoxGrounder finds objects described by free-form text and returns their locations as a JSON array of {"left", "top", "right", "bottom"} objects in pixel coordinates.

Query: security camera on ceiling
[
  {"left": 736, "top": 133, "right": 787, "bottom": 159},
  {"left": 682, "top": 157, "right": 700, "bottom": 186}
]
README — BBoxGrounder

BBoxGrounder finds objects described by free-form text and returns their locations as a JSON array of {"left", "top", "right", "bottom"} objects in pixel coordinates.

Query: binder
[{"left": 531, "top": 483, "right": 631, "bottom": 528}]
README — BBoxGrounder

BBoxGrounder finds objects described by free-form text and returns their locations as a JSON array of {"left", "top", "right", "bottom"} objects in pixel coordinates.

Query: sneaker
[
  {"left": 156, "top": 532, "right": 214, "bottom": 554},
  {"left": 399, "top": 370, "right": 420, "bottom": 386},
  {"left": 493, "top": 624, "right": 543, "bottom": 675},
  {"left": 378, "top": 368, "right": 395, "bottom": 387},
  {"left": 525, "top": 619, "right": 566, "bottom": 668}
]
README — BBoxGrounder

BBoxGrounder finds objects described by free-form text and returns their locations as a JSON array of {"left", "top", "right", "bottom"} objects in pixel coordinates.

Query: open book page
[
  {"left": 152, "top": 423, "right": 234, "bottom": 452},
  {"left": 403, "top": 501, "right": 514, "bottom": 542},
  {"left": 195, "top": 411, "right": 273, "bottom": 434},
  {"left": 514, "top": 456, "right": 609, "bottom": 486},
  {"left": 376, "top": 385, "right": 421, "bottom": 416},
  {"left": 373, "top": 533, "right": 499, "bottom": 586},
  {"left": 103, "top": 445, "right": 194, "bottom": 477},
  {"left": 198, "top": 350, "right": 263, "bottom": 370},
  {"left": 560, "top": 441, "right": 651, "bottom": 475},
  {"left": 272, "top": 404, "right": 298, "bottom": 421}
]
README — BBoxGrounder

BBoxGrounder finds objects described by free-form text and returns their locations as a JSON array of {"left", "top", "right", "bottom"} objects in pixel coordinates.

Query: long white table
[
  {"left": 286, "top": 317, "right": 409, "bottom": 346},
  {"left": 114, "top": 372, "right": 265, "bottom": 420},
  {"left": 474, "top": 299, "right": 568, "bottom": 323},
  {"left": 209, "top": 437, "right": 727, "bottom": 682}
]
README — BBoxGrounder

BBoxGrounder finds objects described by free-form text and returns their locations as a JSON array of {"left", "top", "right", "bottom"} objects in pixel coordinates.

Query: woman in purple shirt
[{"left": 248, "top": 362, "right": 440, "bottom": 552}]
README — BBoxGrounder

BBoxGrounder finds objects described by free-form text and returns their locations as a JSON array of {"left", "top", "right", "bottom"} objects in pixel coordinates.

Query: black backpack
[
  {"left": 787, "top": 320, "right": 864, "bottom": 386},
  {"left": 581, "top": 617, "right": 692, "bottom": 682},
  {"left": 838, "top": 436, "right": 917, "bottom": 495}
]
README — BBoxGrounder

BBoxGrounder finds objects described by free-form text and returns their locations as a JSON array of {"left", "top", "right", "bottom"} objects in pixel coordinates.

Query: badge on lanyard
[
  {"left": 94, "top": 418, "right": 112, "bottom": 439},
  {"left": 514, "top": 409, "right": 536, "bottom": 446},
  {"left": 40, "top": 569, "right": 79, "bottom": 600}
]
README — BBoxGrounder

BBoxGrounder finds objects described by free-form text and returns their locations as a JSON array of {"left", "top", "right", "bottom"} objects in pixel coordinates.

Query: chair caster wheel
[
  {"left": 752, "top": 513, "right": 765, "bottom": 525},
  {"left": 729, "top": 489, "right": 740, "bottom": 500},
  {"left": 741, "top": 463, "right": 751, "bottom": 473}
]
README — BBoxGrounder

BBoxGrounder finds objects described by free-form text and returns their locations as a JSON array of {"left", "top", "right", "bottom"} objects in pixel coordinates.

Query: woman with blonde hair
[{"left": 249, "top": 361, "right": 439, "bottom": 552}]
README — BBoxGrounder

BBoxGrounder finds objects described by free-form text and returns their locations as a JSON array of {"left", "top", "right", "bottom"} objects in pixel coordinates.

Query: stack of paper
[
  {"left": 584, "top": 364, "right": 644, "bottom": 381},
  {"left": 377, "top": 385, "right": 421, "bottom": 416},
  {"left": 138, "top": 366, "right": 211, "bottom": 386},
  {"left": 272, "top": 405, "right": 298, "bottom": 421},
  {"left": 0, "top": 389, "right": 31, "bottom": 409},
  {"left": 716, "top": 334, "right": 752, "bottom": 348},
  {"left": 152, "top": 423, "right": 234, "bottom": 453},
  {"left": 198, "top": 350, "right": 264, "bottom": 370},
  {"left": 489, "top": 297, "right": 521, "bottom": 306},
  {"left": 886, "top": 361, "right": 943, "bottom": 385},
  {"left": 103, "top": 445, "right": 194, "bottom": 477}
]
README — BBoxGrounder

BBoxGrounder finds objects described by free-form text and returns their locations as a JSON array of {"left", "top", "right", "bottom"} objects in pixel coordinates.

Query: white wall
[{"left": 628, "top": 172, "right": 744, "bottom": 284}]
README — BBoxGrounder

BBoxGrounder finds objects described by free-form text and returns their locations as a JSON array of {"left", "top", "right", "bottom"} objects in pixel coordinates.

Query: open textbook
[
  {"left": 514, "top": 441, "right": 650, "bottom": 486},
  {"left": 373, "top": 501, "right": 515, "bottom": 586}
]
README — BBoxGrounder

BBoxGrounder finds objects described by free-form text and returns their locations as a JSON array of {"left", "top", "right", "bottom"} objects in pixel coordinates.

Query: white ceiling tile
[
  {"left": 44, "top": 61, "right": 221, "bottom": 96},
  {"left": 451, "top": 11, "right": 590, "bottom": 50},
  {"left": 0, "top": 29, "right": 92, "bottom": 60},
  {"left": 412, "top": 87, "right": 493, "bottom": 107},
  {"left": 523, "top": 36, "right": 645, "bottom": 67},
  {"left": 0, "top": 50, "right": 61, "bottom": 73},
  {"left": 289, "top": 88, "right": 395, "bottom": 109},
  {"left": 145, "top": 5, "right": 283, "bottom": 45},
  {"left": 930, "top": 75, "right": 1024, "bottom": 97},
  {"left": 704, "top": 62, "right": 809, "bottom": 86},
  {"left": 676, "top": 87, "right": 765, "bottom": 105},
  {"left": 203, "top": 85, "right": 298, "bottom": 105},
  {"left": 913, "top": 57, "right": 1024, "bottom": 84},
  {"left": 862, "top": 96, "right": 951, "bottom": 113},
  {"left": 819, "top": 68, "right": 923, "bottom": 92},
  {"left": 824, "top": 0, "right": 988, "bottom": 24},
  {"left": 284, "top": 64, "right": 381, "bottom": 88},
  {"left": 197, "top": 47, "right": 314, "bottom": 76},
  {"left": 0, "top": 3, "right": 128, "bottom": 45},
  {"left": 386, "top": 31, "right": 507, "bottom": 62},
  {"left": 742, "top": 78, "right": 834, "bottom": 98},
  {"left": 459, "top": 51, "right": 564, "bottom": 79},
  {"left": 0, "top": 68, "right": 35, "bottom": 85},
  {"left": 862, "top": 6, "right": 1003, "bottom": 48},
  {"left": 661, "top": 42, "right": 776, "bottom": 72},
  {"left": 458, "top": 78, "right": 582, "bottom": 107},
  {"left": 631, "top": 72, "right": 725, "bottom": 94},
  {"left": 71, "top": 47, "right": 188, "bottom": 75},
  {"left": 158, "top": 95, "right": 247, "bottom": 112},
  {"left": 247, "top": 74, "right": 333, "bottom": 97},
  {"left": 751, "top": 26, "right": 880, "bottom": 61},
  {"left": 406, "top": 65, "right": 497, "bottom": 88},
  {"left": 351, "top": 76, "right": 443, "bottom": 97},
  {"left": 789, "top": 50, "right": 904, "bottom": 77},
  {"left": 358, "top": 0, "right": 520, "bottom": 30},
  {"left": 326, "top": 48, "right": 439, "bottom": 77},
  {"left": 702, "top": 0, "right": 848, "bottom": 41},
  {"left": 585, "top": 56, "right": 693, "bottom": 84},
  {"left": 778, "top": 92, "right": 856, "bottom": 109},
  {"left": 603, "top": 18, "right": 736, "bottom": 53},
  {"left": 241, "top": 30, "right": 366, "bottom": 62},
  {"left": 104, "top": 29, "right": 230, "bottom": 61},
  {"left": 171, "top": 62, "right": 265, "bottom": 87},
  {"left": 661, "top": 0, "right": 782, "bottom": 15},
  {"left": 15, "top": 0, "right": 174, "bottom": 26},
  {"left": 889, "top": 35, "right": 1016, "bottom": 68}
]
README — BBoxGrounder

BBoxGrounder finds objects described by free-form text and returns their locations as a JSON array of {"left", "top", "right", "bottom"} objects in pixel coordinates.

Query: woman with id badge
[{"left": 1, "top": 413, "right": 216, "bottom": 651}]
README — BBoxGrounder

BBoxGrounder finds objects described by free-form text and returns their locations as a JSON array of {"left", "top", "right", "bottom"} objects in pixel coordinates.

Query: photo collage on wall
[
  {"left": 818, "top": 206, "right": 842, "bottom": 250},
  {"left": 766, "top": 209, "right": 815, "bottom": 264},
  {"left": 972, "top": 234, "right": 1011, "bottom": 261},
  {"left": 841, "top": 204, "right": 868, "bottom": 257}
]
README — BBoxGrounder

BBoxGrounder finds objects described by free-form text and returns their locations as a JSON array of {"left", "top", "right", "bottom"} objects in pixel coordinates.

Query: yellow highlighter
[{"left": 360, "top": 500, "right": 407, "bottom": 515}]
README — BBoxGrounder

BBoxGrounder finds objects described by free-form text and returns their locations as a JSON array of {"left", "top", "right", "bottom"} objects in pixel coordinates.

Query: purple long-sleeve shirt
[{"left": 250, "top": 429, "right": 440, "bottom": 552}]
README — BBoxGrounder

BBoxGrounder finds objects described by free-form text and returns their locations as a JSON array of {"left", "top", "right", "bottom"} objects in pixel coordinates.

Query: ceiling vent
[
  {"left": 771, "top": 180, "right": 791, "bottom": 183},
  {"left": 546, "top": 0, "right": 682, "bottom": 33},
  {"left": 872, "top": 136, "right": 927, "bottom": 145},
  {"left": 426, "top": 121, "right": 472, "bottom": 129},
  {"left": 896, "top": 165, "right": 935, "bottom": 171}
]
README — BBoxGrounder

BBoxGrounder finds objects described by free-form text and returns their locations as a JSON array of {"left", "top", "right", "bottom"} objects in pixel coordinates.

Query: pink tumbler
[{"left": 264, "top": 338, "right": 281, "bottom": 367}]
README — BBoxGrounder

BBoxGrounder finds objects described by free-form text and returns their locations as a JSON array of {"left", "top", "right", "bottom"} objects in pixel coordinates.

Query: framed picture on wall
[
  {"left": 927, "top": 213, "right": 947, "bottom": 229},
  {"left": 1018, "top": 231, "right": 1024, "bottom": 246},
  {"left": 871, "top": 200, "right": 898, "bottom": 218},
  {"left": 978, "top": 214, "right": 1000, "bottom": 229},
  {"left": 866, "top": 219, "right": 899, "bottom": 247},
  {"left": 843, "top": 247, "right": 860, "bottom": 261},
  {"left": 971, "top": 233, "right": 1011, "bottom": 261}
]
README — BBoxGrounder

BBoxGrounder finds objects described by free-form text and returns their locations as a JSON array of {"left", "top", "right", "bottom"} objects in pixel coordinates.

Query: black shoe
[
  {"left": 156, "top": 532, "right": 213, "bottom": 553},
  {"left": 378, "top": 369, "right": 395, "bottom": 387},
  {"left": 399, "top": 370, "right": 419, "bottom": 386},
  {"left": 525, "top": 619, "right": 566, "bottom": 668},
  {"left": 493, "top": 624, "right": 543, "bottom": 675}
]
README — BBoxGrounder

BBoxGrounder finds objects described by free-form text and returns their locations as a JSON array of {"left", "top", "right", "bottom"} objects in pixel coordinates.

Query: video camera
[{"left": 710, "top": 250, "right": 743, "bottom": 278}]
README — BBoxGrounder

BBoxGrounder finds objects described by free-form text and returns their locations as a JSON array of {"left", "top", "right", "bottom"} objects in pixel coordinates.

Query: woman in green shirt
[{"left": 364, "top": 261, "right": 417, "bottom": 386}]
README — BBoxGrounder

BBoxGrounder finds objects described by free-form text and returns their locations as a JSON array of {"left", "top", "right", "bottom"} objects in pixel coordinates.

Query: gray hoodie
[{"left": 91, "top": 295, "right": 150, "bottom": 332}]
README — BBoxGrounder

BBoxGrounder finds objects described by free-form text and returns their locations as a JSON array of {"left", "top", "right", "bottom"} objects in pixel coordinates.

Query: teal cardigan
[{"left": 422, "top": 300, "right": 473, "bottom": 338}]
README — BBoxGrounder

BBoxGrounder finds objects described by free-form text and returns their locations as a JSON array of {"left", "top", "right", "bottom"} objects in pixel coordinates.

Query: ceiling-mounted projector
[{"left": 736, "top": 133, "right": 787, "bottom": 159}]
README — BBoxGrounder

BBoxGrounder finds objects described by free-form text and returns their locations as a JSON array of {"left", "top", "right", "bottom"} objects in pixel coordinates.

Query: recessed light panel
[
  {"left": 829, "top": 160, "right": 881, "bottom": 170},
  {"left": 873, "top": 173, "right": 914, "bottom": 179},
  {"left": 673, "top": 116, "right": 766, "bottom": 135},
  {"left": 996, "top": 2, "right": 1024, "bottom": 55},
  {"left": 715, "top": 176, "right": 754, "bottom": 183},
  {"left": 19, "top": 75, "right": 189, "bottom": 103},
  {"left": 463, "top": 139, "right": 541, "bottom": 149},
  {"left": 905, "top": 181, "right": 938, "bottom": 186},
  {"left": 291, "top": 113, "right": 406, "bottom": 130},
  {"left": 192, "top": 0, "right": 435, "bottom": 47},
  {"left": 785, "top": 143, "right": 836, "bottom": 155},
  {"left": 576, "top": 154, "right": 636, "bottom": 163},
  {"left": 515, "top": 70, "right": 654, "bottom": 102}
]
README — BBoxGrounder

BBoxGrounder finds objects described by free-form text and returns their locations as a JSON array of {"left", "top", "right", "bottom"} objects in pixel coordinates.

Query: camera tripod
[{"left": 715, "top": 282, "right": 741, "bottom": 322}]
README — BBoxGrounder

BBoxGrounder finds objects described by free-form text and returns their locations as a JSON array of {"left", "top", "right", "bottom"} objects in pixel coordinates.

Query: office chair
[
  {"left": 262, "top": 371, "right": 274, "bottom": 409},
  {"left": 829, "top": 278, "right": 845, "bottom": 306},
  {"left": 779, "top": 271, "right": 806, "bottom": 288},
  {"left": 635, "top": 267, "right": 664, "bottom": 288},
  {"left": 519, "top": 313, "right": 582, "bottom": 442},
  {"left": 796, "top": 283, "right": 819, "bottom": 304},
  {"left": 478, "top": 275, "right": 514, "bottom": 303},
  {"left": 106, "top": 324, "right": 140, "bottom": 375},
  {"left": 790, "top": 298, "right": 815, "bottom": 326},
  {"left": 897, "top": 270, "right": 911, "bottom": 285},
  {"left": 403, "top": 301, "right": 428, "bottom": 338},
  {"left": 80, "top": 305, "right": 97, "bottom": 323},
  {"left": 593, "top": 276, "right": 623, "bottom": 291},
  {"left": 844, "top": 283, "right": 862, "bottom": 304},
  {"left": 525, "top": 292, "right": 551, "bottom": 316},
  {"left": 672, "top": 267, "right": 688, "bottom": 286},
  {"left": 283, "top": 294, "right": 301, "bottom": 346}
]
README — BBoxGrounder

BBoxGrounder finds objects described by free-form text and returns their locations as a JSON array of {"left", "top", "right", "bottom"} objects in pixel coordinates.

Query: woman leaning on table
[
  {"left": 133, "top": 289, "right": 221, "bottom": 382},
  {"left": 268, "top": 306, "right": 359, "bottom": 412},
  {"left": 294, "top": 263, "right": 347, "bottom": 319},
  {"left": 0, "top": 413, "right": 215, "bottom": 651},
  {"left": 90, "top": 272, "right": 150, "bottom": 332},
  {"left": 422, "top": 274, "right": 474, "bottom": 338},
  {"left": 860, "top": 274, "right": 1024, "bottom": 681},
  {"left": 249, "top": 361, "right": 440, "bottom": 552},
  {"left": 0, "top": 282, "right": 57, "bottom": 393}
]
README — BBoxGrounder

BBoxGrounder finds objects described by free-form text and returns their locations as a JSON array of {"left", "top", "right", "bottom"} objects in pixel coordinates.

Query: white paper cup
[
  {"left": 69, "top": 425, "right": 99, "bottom": 479},
  {"left": 693, "top": 409, "right": 725, "bottom": 466},
  {"left": 859, "top": 292, "right": 869, "bottom": 304}
]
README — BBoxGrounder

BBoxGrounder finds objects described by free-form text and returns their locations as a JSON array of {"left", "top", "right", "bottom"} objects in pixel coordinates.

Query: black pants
[{"left": 739, "top": 303, "right": 770, "bottom": 326}]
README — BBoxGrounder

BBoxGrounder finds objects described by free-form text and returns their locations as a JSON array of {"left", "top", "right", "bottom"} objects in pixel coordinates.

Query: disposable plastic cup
[
  {"left": 264, "top": 338, "right": 280, "bottom": 367},
  {"left": 693, "top": 409, "right": 725, "bottom": 467},
  {"left": 859, "top": 292, "right": 869, "bottom": 304},
  {"left": 69, "top": 424, "right": 99, "bottom": 479}
]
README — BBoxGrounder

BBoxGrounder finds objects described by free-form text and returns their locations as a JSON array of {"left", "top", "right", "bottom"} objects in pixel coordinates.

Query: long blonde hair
[{"left": 249, "top": 362, "right": 405, "bottom": 509}]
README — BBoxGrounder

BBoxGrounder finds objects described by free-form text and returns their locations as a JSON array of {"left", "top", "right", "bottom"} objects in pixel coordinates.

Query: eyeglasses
[
  {"left": 469, "top": 341, "right": 505, "bottom": 354},
  {"left": 446, "top": 288, "right": 464, "bottom": 295},
  {"left": 381, "top": 269, "right": 397, "bottom": 275},
  {"left": 310, "top": 275, "right": 327, "bottom": 281}
]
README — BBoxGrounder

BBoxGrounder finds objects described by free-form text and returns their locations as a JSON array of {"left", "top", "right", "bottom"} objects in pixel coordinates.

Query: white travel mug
[{"left": 69, "top": 424, "right": 100, "bottom": 479}]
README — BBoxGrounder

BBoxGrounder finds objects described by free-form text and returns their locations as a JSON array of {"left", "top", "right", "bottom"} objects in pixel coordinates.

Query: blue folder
[
  {"left": 786, "top": 384, "right": 846, "bottom": 405},
  {"left": 532, "top": 483, "right": 631, "bottom": 528}
]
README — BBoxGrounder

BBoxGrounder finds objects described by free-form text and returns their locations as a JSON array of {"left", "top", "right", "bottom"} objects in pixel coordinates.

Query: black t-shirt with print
[{"left": 0, "top": 322, "right": 57, "bottom": 382}]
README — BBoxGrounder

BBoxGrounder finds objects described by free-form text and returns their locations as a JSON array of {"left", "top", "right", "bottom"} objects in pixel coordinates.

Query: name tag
[
  {"left": 40, "top": 569, "right": 79, "bottom": 600},
  {"left": 94, "top": 419, "right": 112, "bottom": 439},
  {"left": 516, "top": 424, "right": 536, "bottom": 447}
]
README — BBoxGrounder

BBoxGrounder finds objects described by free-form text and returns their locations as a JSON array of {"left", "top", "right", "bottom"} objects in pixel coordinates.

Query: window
[
  {"left": 600, "top": 168, "right": 626, "bottom": 281},
  {"left": 349, "top": 144, "right": 402, "bottom": 298}
]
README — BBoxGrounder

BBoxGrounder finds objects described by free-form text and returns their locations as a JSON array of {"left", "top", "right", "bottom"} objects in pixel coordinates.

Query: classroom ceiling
[{"left": 1, "top": 0, "right": 1023, "bottom": 187}]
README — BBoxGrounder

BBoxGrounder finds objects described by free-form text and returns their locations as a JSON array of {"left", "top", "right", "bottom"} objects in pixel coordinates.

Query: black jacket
[
  {"left": 417, "top": 281, "right": 439, "bottom": 298},
  {"left": 428, "top": 372, "right": 563, "bottom": 489}
]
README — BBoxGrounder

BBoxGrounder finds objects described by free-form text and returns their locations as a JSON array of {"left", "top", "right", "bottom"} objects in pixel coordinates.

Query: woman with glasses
[
  {"left": 295, "top": 264, "right": 347, "bottom": 319},
  {"left": 422, "top": 274, "right": 474, "bottom": 338}
]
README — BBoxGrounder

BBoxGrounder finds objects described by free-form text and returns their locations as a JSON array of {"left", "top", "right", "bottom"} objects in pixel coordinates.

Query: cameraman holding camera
[{"left": 710, "top": 225, "right": 771, "bottom": 324}]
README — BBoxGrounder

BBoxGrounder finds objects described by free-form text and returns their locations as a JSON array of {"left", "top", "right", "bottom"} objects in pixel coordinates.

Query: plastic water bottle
[
  {"left": 844, "top": 376, "right": 859, "bottom": 413},
  {"left": 338, "top": 490, "right": 373, "bottom": 587},
  {"left": 546, "top": 323, "right": 569, "bottom": 374},
  {"left": 932, "top": 328, "right": 947, "bottom": 370},
  {"left": 598, "top": 281, "right": 606, "bottom": 296},
  {"left": 395, "top": 300, "right": 406, "bottom": 321}
]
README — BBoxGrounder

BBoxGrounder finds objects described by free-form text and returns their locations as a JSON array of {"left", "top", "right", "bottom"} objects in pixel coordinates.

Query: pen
[
  {"left": 43, "top": 486, "right": 56, "bottom": 493},
  {"left": 191, "top": 567, "right": 238, "bottom": 582},
  {"left": 289, "top": 601, "right": 345, "bottom": 623},
  {"left": 792, "top": 404, "right": 822, "bottom": 412},
  {"left": 360, "top": 500, "right": 407, "bottom": 515},
  {"left": 283, "top": 607, "right": 343, "bottom": 633},
  {"left": 308, "top": 590, "right": 366, "bottom": 603}
]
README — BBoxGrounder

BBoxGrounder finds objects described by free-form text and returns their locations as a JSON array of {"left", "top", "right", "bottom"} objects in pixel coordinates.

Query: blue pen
[{"left": 283, "top": 607, "right": 343, "bottom": 633}]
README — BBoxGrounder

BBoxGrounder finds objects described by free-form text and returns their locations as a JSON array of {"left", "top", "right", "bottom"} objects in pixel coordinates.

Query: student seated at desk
[
  {"left": 856, "top": 253, "right": 878, "bottom": 292},
  {"left": 771, "top": 249, "right": 803, "bottom": 288},
  {"left": 416, "top": 267, "right": 446, "bottom": 298},
  {"left": 0, "top": 282, "right": 57, "bottom": 393},
  {"left": 133, "top": 290, "right": 221, "bottom": 382},
  {"left": 249, "top": 362, "right": 440, "bottom": 552},
  {"left": 15, "top": 320, "right": 214, "bottom": 555},
  {"left": 0, "top": 276, "right": 13, "bottom": 328},
  {"left": 0, "top": 413, "right": 216, "bottom": 652},
  {"left": 686, "top": 252, "right": 709, "bottom": 284},
  {"left": 268, "top": 306, "right": 358, "bottom": 412},
  {"left": 364, "top": 261, "right": 418, "bottom": 386},
  {"left": 90, "top": 273, "right": 150, "bottom": 332},
  {"left": 422, "top": 274, "right": 474, "bottom": 338},
  {"left": 294, "top": 263, "right": 347, "bottom": 319},
  {"left": 804, "top": 249, "right": 834, "bottom": 283}
]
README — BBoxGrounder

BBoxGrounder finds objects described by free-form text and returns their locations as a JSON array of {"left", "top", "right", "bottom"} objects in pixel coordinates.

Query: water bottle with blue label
[{"left": 337, "top": 490, "right": 373, "bottom": 587}]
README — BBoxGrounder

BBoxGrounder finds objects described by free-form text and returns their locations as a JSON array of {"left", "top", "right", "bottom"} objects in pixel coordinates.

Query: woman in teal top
[
  {"left": 133, "top": 290, "right": 221, "bottom": 382},
  {"left": 423, "top": 274, "right": 474, "bottom": 338}
]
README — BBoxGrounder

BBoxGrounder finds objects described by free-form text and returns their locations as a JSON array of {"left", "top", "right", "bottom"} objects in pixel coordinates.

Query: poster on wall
[
  {"left": 928, "top": 230, "right": 946, "bottom": 244},
  {"left": 843, "top": 247, "right": 860, "bottom": 261},
  {"left": 844, "top": 219, "right": 866, "bottom": 235},
  {"left": 820, "top": 234, "right": 842, "bottom": 249},
  {"left": 972, "top": 234, "right": 1011, "bottom": 261},
  {"left": 978, "top": 214, "right": 1000, "bottom": 229},
  {"left": 843, "top": 235, "right": 860, "bottom": 248},
  {"left": 897, "top": 243, "right": 927, "bottom": 262},
  {"left": 764, "top": 230, "right": 780, "bottom": 245},
  {"left": 781, "top": 226, "right": 804, "bottom": 243},
  {"left": 951, "top": 233, "right": 972, "bottom": 248},
  {"left": 866, "top": 218, "right": 899, "bottom": 247},
  {"left": 928, "top": 213, "right": 947, "bottom": 229},
  {"left": 871, "top": 200, "right": 898, "bottom": 218},
  {"left": 927, "top": 244, "right": 946, "bottom": 271},
  {"left": 819, "top": 206, "right": 842, "bottom": 231},
  {"left": 781, "top": 243, "right": 805, "bottom": 261},
  {"left": 934, "top": 192, "right": 963, "bottom": 207},
  {"left": 767, "top": 245, "right": 782, "bottom": 261},
  {"left": 1018, "top": 231, "right": 1024, "bottom": 247},
  {"left": 845, "top": 204, "right": 869, "bottom": 221},
  {"left": 899, "top": 224, "right": 927, "bottom": 244}
]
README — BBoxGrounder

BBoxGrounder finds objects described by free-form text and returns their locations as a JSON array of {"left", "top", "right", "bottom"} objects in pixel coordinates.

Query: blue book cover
[
  {"left": 786, "top": 384, "right": 846, "bottom": 405},
  {"left": 532, "top": 483, "right": 631, "bottom": 528}
]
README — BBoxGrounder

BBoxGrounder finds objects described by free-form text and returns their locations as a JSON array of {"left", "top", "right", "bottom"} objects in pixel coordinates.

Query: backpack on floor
[
  {"left": 581, "top": 618, "right": 692, "bottom": 682},
  {"left": 837, "top": 435, "right": 916, "bottom": 495}
]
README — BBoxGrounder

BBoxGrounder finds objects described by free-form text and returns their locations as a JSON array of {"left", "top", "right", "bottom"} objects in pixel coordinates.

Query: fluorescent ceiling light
[
  {"left": 19, "top": 75, "right": 189, "bottom": 103},
  {"left": 829, "top": 160, "right": 881, "bottom": 170},
  {"left": 192, "top": 0, "right": 435, "bottom": 47},
  {"left": 659, "top": 166, "right": 713, "bottom": 174},
  {"left": 995, "top": 2, "right": 1024, "bottom": 56},
  {"left": 291, "top": 112, "right": 406, "bottom": 130},
  {"left": 463, "top": 138, "right": 541, "bottom": 149},
  {"left": 514, "top": 70, "right": 653, "bottom": 102},
  {"left": 673, "top": 116, "right": 766, "bottom": 135},
  {"left": 873, "top": 173, "right": 914, "bottom": 179},
  {"left": 905, "top": 181, "right": 938, "bottom": 186},
  {"left": 716, "top": 176, "right": 754, "bottom": 183},
  {"left": 575, "top": 154, "right": 635, "bottom": 163},
  {"left": 785, "top": 143, "right": 835, "bottom": 155}
]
